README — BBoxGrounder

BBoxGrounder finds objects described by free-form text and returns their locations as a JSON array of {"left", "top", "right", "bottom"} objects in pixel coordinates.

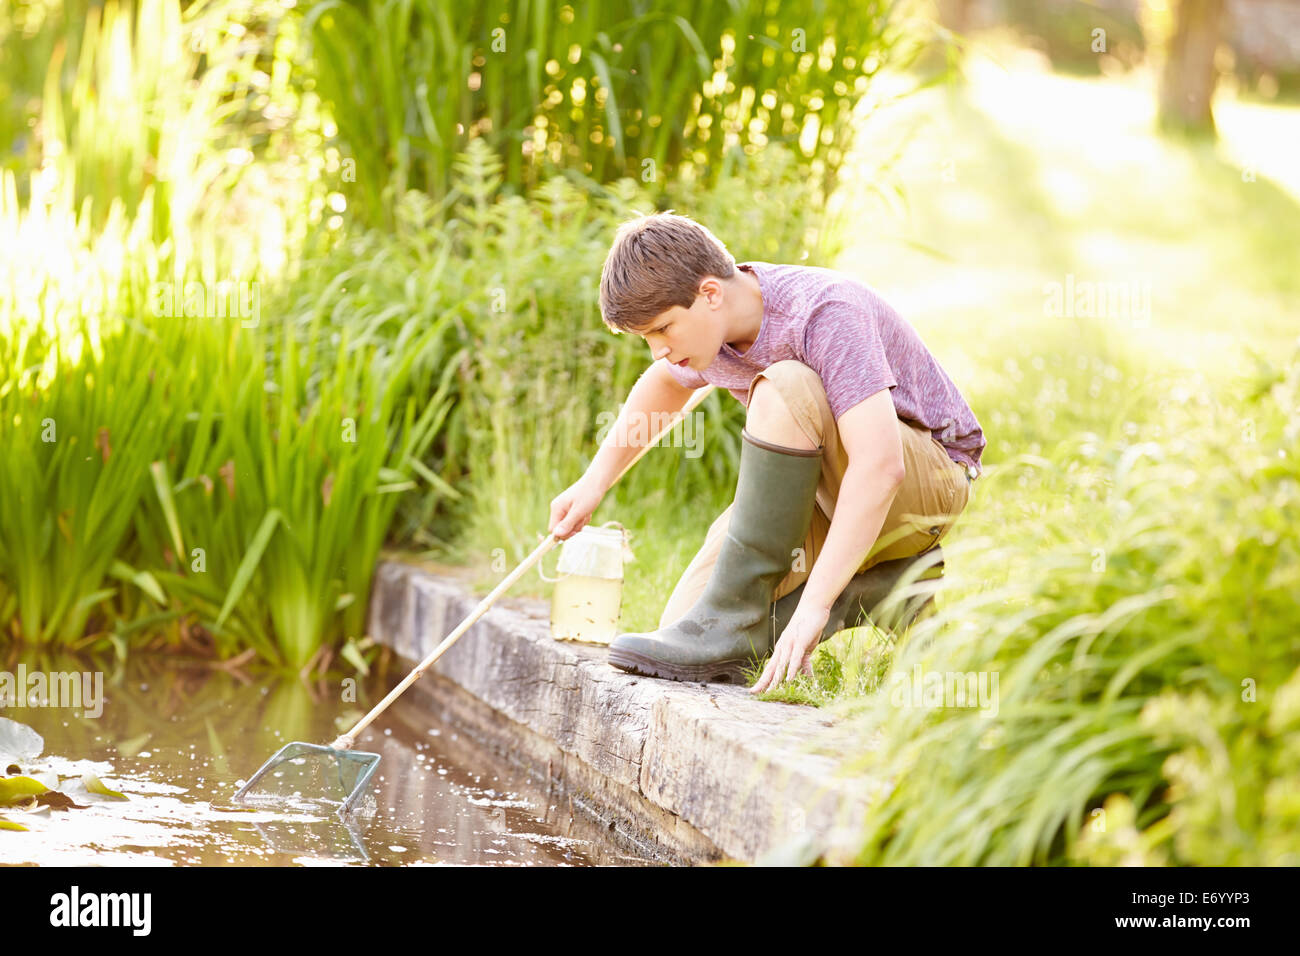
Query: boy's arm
[
  {"left": 791, "top": 387, "right": 905, "bottom": 613},
  {"left": 584, "top": 359, "right": 697, "bottom": 495}
]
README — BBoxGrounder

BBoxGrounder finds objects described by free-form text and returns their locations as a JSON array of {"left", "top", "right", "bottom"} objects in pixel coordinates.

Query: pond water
[{"left": 0, "top": 650, "right": 658, "bottom": 866}]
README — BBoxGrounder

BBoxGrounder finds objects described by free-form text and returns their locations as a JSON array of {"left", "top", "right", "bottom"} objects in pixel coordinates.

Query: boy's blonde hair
[{"left": 599, "top": 211, "right": 736, "bottom": 333}]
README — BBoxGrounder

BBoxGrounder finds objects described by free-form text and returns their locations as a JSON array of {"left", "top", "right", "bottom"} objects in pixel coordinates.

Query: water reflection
[{"left": 0, "top": 648, "right": 654, "bottom": 866}]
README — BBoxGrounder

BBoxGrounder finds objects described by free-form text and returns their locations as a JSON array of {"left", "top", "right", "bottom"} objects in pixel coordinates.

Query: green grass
[
  {"left": 0, "top": 307, "right": 187, "bottom": 643},
  {"left": 0, "top": 234, "right": 455, "bottom": 667},
  {"left": 0, "top": 0, "right": 457, "bottom": 668},
  {"left": 132, "top": 283, "right": 456, "bottom": 668}
]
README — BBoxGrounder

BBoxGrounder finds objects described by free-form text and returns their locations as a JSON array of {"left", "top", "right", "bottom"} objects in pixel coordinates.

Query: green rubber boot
[
  {"left": 607, "top": 428, "right": 823, "bottom": 684},
  {"left": 765, "top": 547, "right": 945, "bottom": 652}
]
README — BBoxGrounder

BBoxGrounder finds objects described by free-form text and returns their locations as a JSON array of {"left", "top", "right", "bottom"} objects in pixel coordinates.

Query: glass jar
[{"left": 541, "top": 523, "right": 625, "bottom": 644}]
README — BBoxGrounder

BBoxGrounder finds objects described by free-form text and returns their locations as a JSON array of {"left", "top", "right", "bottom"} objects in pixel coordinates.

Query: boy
[{"left": 547, "top": 212, "right": 984, "bottom": 692}]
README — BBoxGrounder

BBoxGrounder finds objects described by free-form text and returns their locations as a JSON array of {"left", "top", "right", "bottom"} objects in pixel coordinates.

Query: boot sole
[{"left": 607, "top": 647, "right": 754, "bottom": 685}]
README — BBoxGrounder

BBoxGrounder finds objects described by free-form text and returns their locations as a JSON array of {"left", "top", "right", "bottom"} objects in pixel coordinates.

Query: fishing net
[{"left": 231, "top": 742, "right": 380, "bottom": 816}]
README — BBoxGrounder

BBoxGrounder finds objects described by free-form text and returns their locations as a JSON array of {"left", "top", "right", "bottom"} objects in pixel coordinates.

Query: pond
[{"left": 0, "top": 650, "right": 659, "bottom": 866}]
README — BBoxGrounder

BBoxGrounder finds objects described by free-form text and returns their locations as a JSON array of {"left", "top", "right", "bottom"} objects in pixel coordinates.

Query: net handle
[{"left": 330, "top": 383, "right": 716, "bottom": 750}]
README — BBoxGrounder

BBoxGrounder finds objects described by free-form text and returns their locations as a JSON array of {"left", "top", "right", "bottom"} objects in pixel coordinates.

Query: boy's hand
[
  {"left": 548, "top": 476, "right": 606, "bottom": 540},
  {"left": 749, "top": 604, "right": 830, "bottom": 694}
]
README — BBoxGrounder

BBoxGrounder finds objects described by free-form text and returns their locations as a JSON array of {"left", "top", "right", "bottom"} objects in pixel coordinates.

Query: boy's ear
[{"left": 697, "top": 274, "right": 724, "bottom": 301}]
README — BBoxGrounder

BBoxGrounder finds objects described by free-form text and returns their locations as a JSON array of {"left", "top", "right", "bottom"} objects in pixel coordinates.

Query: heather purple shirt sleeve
[{"left": 801, "top": 298, "right": 898, "bottom": 421}]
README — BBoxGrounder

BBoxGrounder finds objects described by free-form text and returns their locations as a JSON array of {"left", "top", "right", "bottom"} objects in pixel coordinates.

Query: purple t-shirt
[{"left": 666, "top": 261, "right": 986, "bottom": 474}]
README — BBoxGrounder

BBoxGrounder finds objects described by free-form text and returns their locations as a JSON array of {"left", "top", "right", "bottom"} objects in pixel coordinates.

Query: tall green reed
[
  {"left": 0, "top": 169, "right": 185, "bottom": 644},
  {"left": 28, "top": 0, "right": 327, "bottom": 277},
  {"left": 300, "top": 0, "right": 924, "bottom": 228},
  {"left": 1, "top": 149, "right": 455, "bottom": 670},
  {"left": 124, "top": 276, "right": 459, "bottom": 668},
  {"left": 1, "top": 0, "right": 431, "bottom": 665},
  {"left": 0, "top": 300, "right": 187, "bottom": 643}
]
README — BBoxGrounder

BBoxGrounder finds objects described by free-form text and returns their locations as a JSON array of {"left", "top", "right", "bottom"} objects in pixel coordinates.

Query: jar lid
[
  {"left": 573, "top": 525, "right": 624, "bottom": 540},
  {"left": 557, "top": 524, "right": 625, "bottom": 578}
]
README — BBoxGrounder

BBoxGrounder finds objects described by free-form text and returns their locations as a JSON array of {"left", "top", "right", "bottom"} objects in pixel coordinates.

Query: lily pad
[
  {"left": 82, "top": 773, "right": 128, "bottom": 801},
  {"left": 0, "top": 776, "right": 50, "bottom": 807},
  {"left": 29, "top": 770, "right": 60, "bottom": 791},
  {"left": 0, "top": 718, "right": 43, "bottom": 764}
]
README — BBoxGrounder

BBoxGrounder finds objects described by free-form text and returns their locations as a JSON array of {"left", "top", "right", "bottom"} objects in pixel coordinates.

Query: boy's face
[{"left": 633, "top": 277, "right": 728, "bottom": 372}]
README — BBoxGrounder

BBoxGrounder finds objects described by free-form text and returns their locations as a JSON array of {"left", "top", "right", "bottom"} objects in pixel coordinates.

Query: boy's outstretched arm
[{"left": 548, "top": 360, "right": 698, "bottom": 539}]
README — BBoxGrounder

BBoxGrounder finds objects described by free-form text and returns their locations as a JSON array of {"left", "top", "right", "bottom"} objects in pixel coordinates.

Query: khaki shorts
[{"left": 659, "top": 360, "right": 972, "bottom": 628}]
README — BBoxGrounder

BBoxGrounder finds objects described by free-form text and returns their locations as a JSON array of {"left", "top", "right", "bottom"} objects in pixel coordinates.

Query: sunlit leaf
[
  {"left": 215, "top": 509, "right": 283, "bottom": 630},
  {"left": 150, "top": 460, "right": 186, "bottom": 561},
  {"left": 109, "top": 559, "right": 167, "bottom": 605},
  {"left": 0, "top": 776, "right": 50, "bottom": 807},
  {"left": 81, "top": 774, "right": 128, "bottom": 801},
  {"left": 340, "top": 638, "right": 369, "bottom": 677}
]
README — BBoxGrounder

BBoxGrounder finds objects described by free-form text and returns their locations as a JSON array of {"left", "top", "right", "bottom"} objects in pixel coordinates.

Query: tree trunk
[{"left": 1158, "top": 0, "right": 1227, "bottom": 136}]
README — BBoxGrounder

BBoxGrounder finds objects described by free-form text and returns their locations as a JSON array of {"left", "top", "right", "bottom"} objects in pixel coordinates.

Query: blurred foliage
[
  {"left": 298, "top": 0, "right": 928, "bottom": 227},
  {"left": 1000, "top": 0, "right": 1146, "bottom": 73},
  {"left": 0, "top": 0, "right": 331, "bottom": 276}
]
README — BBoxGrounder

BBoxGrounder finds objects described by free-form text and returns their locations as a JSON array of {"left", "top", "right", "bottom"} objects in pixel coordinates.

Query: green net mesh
[{"left": 232, "top": 742, "right": 380, "bottom": 816}]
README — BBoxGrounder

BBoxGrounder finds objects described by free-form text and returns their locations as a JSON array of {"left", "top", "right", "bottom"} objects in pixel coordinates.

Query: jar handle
[{"left": 537, "top": 544, "right": 572, "bottom": 584}]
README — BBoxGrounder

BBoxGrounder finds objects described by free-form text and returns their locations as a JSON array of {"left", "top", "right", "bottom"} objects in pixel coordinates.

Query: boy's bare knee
[
  {"left": 747, "top": 374, "right": 818, "bottom": 449},
  {"left": 747, "top": 377, "right": 790, "bottom": 425}
]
